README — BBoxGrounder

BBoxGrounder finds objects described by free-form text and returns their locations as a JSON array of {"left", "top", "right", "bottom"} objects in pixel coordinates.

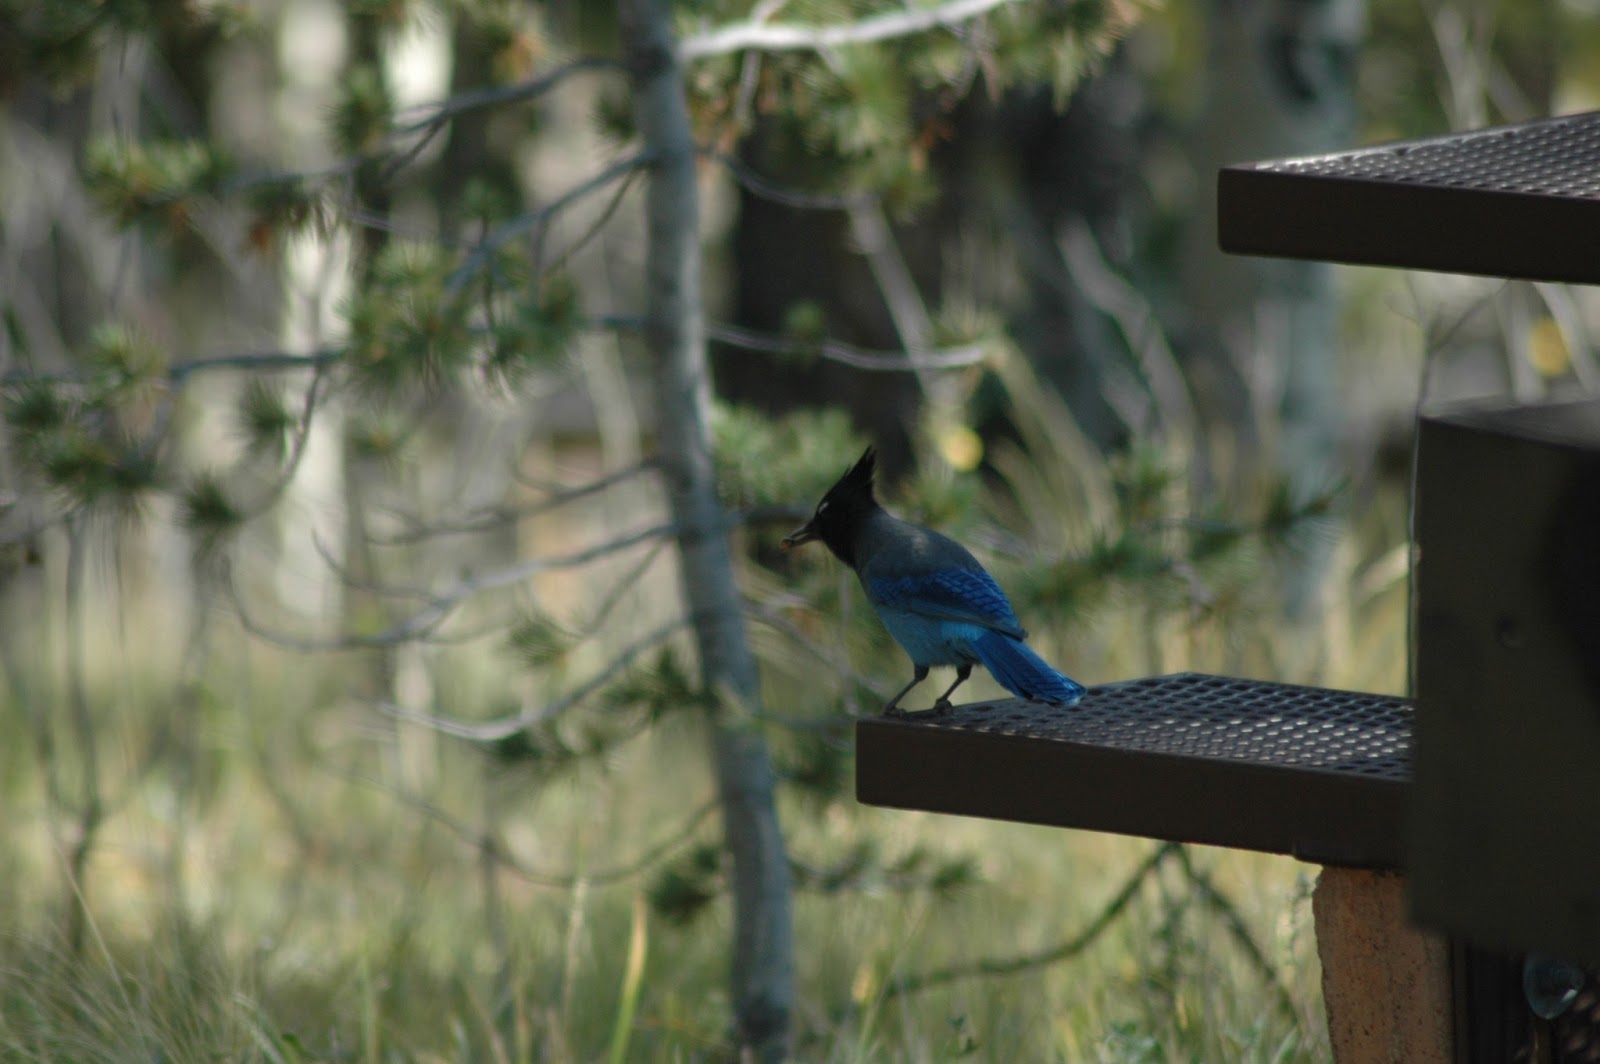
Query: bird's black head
[{"left": 781, "top": 446, "right": 880, "bottom": 569}]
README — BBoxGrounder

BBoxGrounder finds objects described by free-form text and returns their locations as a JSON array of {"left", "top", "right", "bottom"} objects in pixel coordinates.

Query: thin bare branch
[
  {"left": 846, "top": 199, "right": 952, "bottom": 403},
  {"left": 707, "top": 322, "right": 988, "bottom": 373},
  {"left": 229, "top": 521, "right": 677, "bottom": 651},
  {"left": 211, "top": 58, "right": 627, "bottom": 198},
  {"left": 237, "top": 364, "right": 333, "bottom": 523},
  {"left": 231, "top": 498, "right": 795, "bottom": 654},
  {"left": 540, "top": 162, "right": 645, "bottom": 276},
  {"left": 1173, "top": 846, "right": 1300, "bottom": 1021},
  {"left": 580, "top": 536, "right": 671, "bottom": 633},
  {"left": 701, "top": 148, "right": 870, "bottom": 210},
  {"left": 391, "top": 57, "right": 625, "bottom": 137},
  {"left": 372, "top": 460, "right": 659, "bottom": 545},
  {"left": 377, "top": 615, "right": 689, "bottom": 741},
  {"left": 61, "top": 517, "right": 105, "bottom": 955},
  {"left": 380, "top": 535, "right": 671, "bottom": 650},
  {"left": 345, "top": 770, "right": 718, "bottom": 889},
  {"left": 680, "top": 0, "right": 1021, "bottom": 59},
  {"left": 743, "top": 596, "right": 890, "bottom": 703},
  {"left": 882, "top": 842, "right": 1180, "bottom": 999},
  {"left": 170, "top": 347, "right": 341, "bottom": 381},
  {"left": 1058, "top": 219, "right": 1196, "bottom": 442},
  {"left": 0, "top": 347, "right": 338, "bottom": 387},
  {"left": 306, "top": 526, "right": 437, "bottom": 604},
  {"left": 448, "top": 152, "right": 653, "bottom": 295}
]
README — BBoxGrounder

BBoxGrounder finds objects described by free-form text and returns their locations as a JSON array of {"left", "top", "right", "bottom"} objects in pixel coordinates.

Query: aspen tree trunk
[{"left": 617, "top": 1, "right": 794, "bottom": 1058}]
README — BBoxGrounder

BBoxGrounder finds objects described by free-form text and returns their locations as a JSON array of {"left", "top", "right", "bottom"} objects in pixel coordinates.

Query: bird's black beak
[{"left": 780, "top": 521, "right": 818, "bottom": 552}]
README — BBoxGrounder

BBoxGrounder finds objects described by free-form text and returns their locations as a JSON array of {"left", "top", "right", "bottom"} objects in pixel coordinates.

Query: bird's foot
[
  {"left": 882, "top": 703, "right": 910, "bottom": 719},
  {"left": 931, "top": 698, "right": 955, "bottom": 715}
]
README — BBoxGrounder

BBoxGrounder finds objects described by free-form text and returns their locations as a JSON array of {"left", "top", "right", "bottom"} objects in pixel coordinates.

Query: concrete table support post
[{"left": 1313, "top": 867, "right": 1452, "bottom": 1063}]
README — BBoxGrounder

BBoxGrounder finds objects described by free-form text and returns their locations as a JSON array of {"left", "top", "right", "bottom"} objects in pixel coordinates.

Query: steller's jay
[{"left": 782, "top": 447, "right": 1085, "bottom": 716}]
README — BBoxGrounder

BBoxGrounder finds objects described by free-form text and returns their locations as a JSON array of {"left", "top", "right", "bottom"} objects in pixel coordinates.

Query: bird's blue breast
[{"left": 872, "top": 608, "right": 985, "bottom": 667}]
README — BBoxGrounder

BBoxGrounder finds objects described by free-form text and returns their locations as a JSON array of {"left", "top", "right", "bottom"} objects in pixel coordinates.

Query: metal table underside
[
  {"left": 1219, "top": 110, "right": 1600, "bottom": 283},
  {"left": 855, "top": 673, "right": 1412, "bottom": 869}
]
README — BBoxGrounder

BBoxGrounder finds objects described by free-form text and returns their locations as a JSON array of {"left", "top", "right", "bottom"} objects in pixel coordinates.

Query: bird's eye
[{"left": 817, "top": 500, "right": 829, "bottom": 515}]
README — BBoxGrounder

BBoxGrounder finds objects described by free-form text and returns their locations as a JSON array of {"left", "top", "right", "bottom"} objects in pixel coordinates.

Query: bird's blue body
[{"left": 783, "top": 448, "right": 1085, "bottom": 714}]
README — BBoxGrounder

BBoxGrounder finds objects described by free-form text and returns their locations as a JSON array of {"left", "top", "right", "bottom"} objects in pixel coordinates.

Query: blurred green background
[{"left": 2, "top": 0, "right": 1599, "bottom": 1060}]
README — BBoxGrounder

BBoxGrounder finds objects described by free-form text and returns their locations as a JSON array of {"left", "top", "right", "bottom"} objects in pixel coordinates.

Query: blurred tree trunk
[
  {"left": 1177, "top": 0, "right": 1363, "bottom": 617},
  {"left": 340, "top": 4, "right": 401, "bottom": 726},
  {"left": 617, "top": 1, "right": 794, "bottom": 1060}
]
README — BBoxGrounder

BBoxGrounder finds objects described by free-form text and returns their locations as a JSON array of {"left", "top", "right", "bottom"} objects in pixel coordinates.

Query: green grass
[{"left": 0, "top": 650, "right": 1342, "bottom": 1063}]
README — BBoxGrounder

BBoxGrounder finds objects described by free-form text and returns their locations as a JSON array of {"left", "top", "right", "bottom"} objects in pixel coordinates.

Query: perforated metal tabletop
[
  {"left": 856, "top": 673, "right": 1412, "bottom": 868},
  {"left": 1218, "top": 110, "right": 1600, "bottom": 283}
]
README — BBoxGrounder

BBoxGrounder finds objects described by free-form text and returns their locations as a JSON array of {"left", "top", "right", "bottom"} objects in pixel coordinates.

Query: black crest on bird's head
[
  {"left": 781, "top": 446, "right": 880, "bottom": 568},
  {"left": 832, "top": 445, "right": 876, "bottom": 499}
]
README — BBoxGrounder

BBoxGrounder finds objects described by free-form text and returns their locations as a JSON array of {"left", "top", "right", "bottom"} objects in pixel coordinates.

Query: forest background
[{"left": 3, "top": 0, "right": 1600, "bottom": 1061}]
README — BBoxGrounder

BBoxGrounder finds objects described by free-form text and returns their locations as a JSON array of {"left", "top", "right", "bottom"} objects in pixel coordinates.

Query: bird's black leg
[
  {"left": 932, "top": 664, "right": 973, "bottom": 713},
  {"left": 882, "top": 665, "right": 929, "bottom": 717}
]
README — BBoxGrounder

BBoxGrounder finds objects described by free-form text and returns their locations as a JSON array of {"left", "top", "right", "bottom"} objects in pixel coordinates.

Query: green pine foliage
[
  {"left": 83, "top": 139, "right": 233, "bottom": 231},
  {"left": 44, "top": 441, "right": 158, "bottom": 517},
  {"left": 1, "top": 379, "right": 67, "bottom": 444},
  {"left": 345, "top": 243, "right": 476, "bottom": 394},
  {"left": 604, "top": 647, "right": 704, "bottom": 718},
  {"left": 178, "top": 471, "right": 244, "bottom": 554},
  {"left": 505, "top": 608, "right": 573, "bottom": 671},
  {"left": 712, "top": 404, "right": 863, "bottom": 510},
  {"left": 2, "top": 328, "right": 168, "bottom": 514},
  {"left": 649, "top": 842, "right": 725, "bottom": 926},
  {"left": 333, "top": 63, "right": 395, "bottom": 156},
  {"left": 680, "top": 0, "right": 1149, "bottom": 212},
  {"left": 344, "top": 410, "right": 411, "bottom": 466},
  {"left": 486, "top": 271, "right": 584, "bottom": 387},
  {"left": 0, "top": 0, "right": 249, "bottom": 91},
  {"left": 243, "top": 179, "right": 332, "bottom": 252},
  {"left": 234, "top": 381, "right": 296, "bottom": 462}
]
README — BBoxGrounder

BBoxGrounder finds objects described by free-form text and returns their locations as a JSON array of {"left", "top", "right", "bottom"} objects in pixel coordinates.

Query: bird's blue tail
[{"left": 972, "top": 629, "right": 1085, "bottom": 706}]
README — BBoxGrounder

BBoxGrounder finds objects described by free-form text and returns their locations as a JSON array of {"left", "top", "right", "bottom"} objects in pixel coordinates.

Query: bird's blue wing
[{"left": 865, "top": 568, "right": 1026, "bottom": 638}]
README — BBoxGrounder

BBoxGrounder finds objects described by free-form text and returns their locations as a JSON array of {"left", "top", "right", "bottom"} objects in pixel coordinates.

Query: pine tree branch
[{"left": 680, "top": 0, "right": 1021, "bottom": 59}]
